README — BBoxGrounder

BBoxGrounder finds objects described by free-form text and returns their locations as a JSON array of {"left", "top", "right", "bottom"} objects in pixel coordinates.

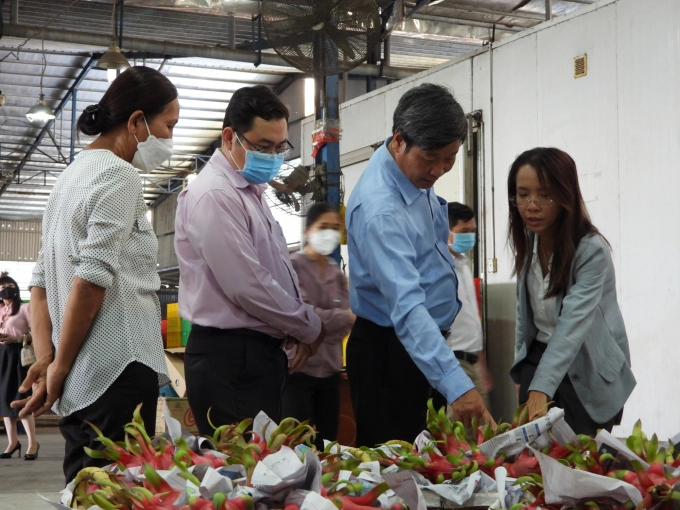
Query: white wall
[
  {"left": 615, "top": 0, "right": 680, "bottom": 434},
  {"left": 327, "top": 0, "right": 680, "bottom": 437}
]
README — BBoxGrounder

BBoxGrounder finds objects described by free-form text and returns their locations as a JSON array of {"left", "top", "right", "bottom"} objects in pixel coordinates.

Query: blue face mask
[
  {"left": 450, "top": 232, "right": 476, "bottom": 254},
  {"left": 230, "top": 135, "right": 285, "bottom": 185}
]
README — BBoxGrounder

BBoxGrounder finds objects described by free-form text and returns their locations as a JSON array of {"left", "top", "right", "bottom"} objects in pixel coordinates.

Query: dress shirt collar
[
  {"left": 209, "top": 148, "right": 267, "bottom": 197},
  {"left": 379, "top": 137, "right": 423, "bottom": 206},
  {"left": 532, "top": 235, "right": 553, "bottom": 273}
]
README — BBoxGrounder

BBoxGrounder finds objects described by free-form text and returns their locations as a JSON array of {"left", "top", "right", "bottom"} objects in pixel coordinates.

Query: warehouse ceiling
[{"left": 0, "top": 0, "right": 594, "bottom": 221}]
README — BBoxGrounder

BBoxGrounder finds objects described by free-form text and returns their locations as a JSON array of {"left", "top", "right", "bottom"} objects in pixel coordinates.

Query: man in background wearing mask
[
  {"left": 174, "top": 86, "right": 325, "bottom": 435},
  {"left": 432, "top": 202, "right": 493, "bottom": 417}
]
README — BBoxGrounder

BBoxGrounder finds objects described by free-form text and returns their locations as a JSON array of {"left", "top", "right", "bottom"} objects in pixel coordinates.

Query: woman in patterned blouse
[{"left": 12, "top": 67, "right": 177, "bottom": 483}]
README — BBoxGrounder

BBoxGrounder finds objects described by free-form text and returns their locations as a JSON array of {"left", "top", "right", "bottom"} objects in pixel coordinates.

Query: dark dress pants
[
  {"left": 59, "top": 362, "right": 158, "bottom": 484},
  {"left": 346, "top": 317, "right": 432, "bottom": 447},
  {"left": 184, "top": 325, "right": 288, "bottom": 436},
  {"left": 282, "top": 372, "right": 341, "bottom": 450}
]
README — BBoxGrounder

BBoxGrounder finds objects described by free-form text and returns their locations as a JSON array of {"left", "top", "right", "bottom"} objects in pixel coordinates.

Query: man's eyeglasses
[
  {"left": 509, "top": 196, "right": 554, "bottom": 208},
  {"left": 235, "top": 131, "right": 294, "bottom": 158}
]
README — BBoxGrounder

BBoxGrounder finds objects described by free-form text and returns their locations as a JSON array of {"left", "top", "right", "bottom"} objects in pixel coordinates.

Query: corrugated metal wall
[
  {"left": 154, "top": 194, "right": 179, "bottom": 270},
  {"left": 0, "top": 221, "right": 42, "bottom": 261}
]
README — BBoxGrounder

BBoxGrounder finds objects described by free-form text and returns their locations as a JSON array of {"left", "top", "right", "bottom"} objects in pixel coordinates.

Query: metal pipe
[
  {"left": 118, "top": 0, "right": 125, "bottom": 48},
  {"left": 10, "top": 0, "right": 18, "bottom": 24},
  {"left": 413, "top": 14, "right": 523, "bottom": 32},
  {"left": 2, "top": 24, "right": 421, "bottom": 79},
  {"left": 439, "top": 3, "right": 545, "bottom": 21},
  {"left": 70, "top": 89, "right": 77, "bottom": 163},
  {"left": 383, "top": 36, "right": 391, "bottom": 68},
  {"left": 545, "top": 0, "right": 553, "bottom": 21},
  {"left": 227, "top": 14, "right": 236, "bottom": 50}
]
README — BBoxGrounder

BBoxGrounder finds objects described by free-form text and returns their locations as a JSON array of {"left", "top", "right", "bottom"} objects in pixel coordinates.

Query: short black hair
[
  {"left": 448, "top": 202, "right": 475, "bottom": 229},
  {"left": 77, "top": 66, "right": 178, "bottom": 136},
  {"left": 305, "top": 202, "right": 338, "bottom": 229},
  {"left": 223, "top": 85, "right": 289, "bottom": 132},
  {"left": 392, "top": 83, "right": 467, "bottom": 151},
  {"left": 0, "top": 274, "right": 21, "bottom": 316}
]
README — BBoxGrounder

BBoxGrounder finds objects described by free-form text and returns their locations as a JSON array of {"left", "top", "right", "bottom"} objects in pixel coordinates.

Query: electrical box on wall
[{"left": 574, "top": 54, "right": 587, "bottom": 78}]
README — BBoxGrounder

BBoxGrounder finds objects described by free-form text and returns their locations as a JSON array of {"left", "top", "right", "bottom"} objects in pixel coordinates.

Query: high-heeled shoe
[
  {"left": 0, "top": 441, "right": 21, "bottom": 459},
  {"left": 24, "top": 443, "right": 40, "bottom": 461}
]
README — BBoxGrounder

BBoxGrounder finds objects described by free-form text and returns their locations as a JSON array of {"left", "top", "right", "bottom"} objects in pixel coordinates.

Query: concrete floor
[{"left": 0, "top": 426, "right": 66, "bottom": 509}]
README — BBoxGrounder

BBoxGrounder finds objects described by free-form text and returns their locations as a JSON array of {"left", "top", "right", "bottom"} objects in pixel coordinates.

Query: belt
[
  {"left": 190, "top": 324, "right": 288, "bottom": 349},
  {"left": 453, "top": 351, "right": 478, "bottom": 364},
  {"left": 441, "top": 330, "right": 479, "bottom": 364}
]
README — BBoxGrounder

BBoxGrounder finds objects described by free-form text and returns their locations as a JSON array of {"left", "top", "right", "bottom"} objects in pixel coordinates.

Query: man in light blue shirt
[{"left": 346, "top": 83, "right": 492, "bottom": 446}]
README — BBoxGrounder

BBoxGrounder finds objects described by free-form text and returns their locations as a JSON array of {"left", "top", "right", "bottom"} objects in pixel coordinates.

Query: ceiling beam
[
  {"left": 2, "top": 25, "right": 422, "bottom": 80},
  {"left": 434, "top": 3, "right": 546, "bottom": 22},
  {"left": 412, "top": 13, "right": 522, "bottom": 31}
]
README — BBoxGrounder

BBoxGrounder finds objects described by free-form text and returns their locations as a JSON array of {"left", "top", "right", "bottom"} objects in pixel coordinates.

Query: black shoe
[
  {"left": 0, "top": 441, "right": 21, "bottom": 459},
  {"left": 24, "top": 443, "right": 40, "bottom": 461}
]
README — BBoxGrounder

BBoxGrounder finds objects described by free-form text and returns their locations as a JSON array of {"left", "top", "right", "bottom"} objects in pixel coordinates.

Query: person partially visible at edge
[
  {"left": 282, "top": 202, "right": 355, "bottom": 450},
  {"left": 174, "top": 85, "right": 325, "bottom": 436},
  {"left": 508, "top": 147, "right": 635, "bottom": 435},
  {"left": 432, "top": 203, "right": 493, "bottom": 418},
  {"left": 345, "top": 83, "right": 494, "bottom": 447},
  {"left": 13, "top": 66, "right": 174, "bottom": 483},
  {"left": 0, "top": 274, "right": 39, "bottom": 460}
]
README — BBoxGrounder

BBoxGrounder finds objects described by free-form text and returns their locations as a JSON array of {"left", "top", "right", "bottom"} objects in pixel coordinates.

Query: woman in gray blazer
[{"left": 507, "top": 148, "right": 636, "bottom": 435}]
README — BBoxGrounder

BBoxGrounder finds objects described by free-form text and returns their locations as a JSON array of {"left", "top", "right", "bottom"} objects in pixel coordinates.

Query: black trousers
[
  {"left": 517, "top": 340, "right": 623, "bottom": 436},
  {"left": 184, "top": 325, "right": 288, "bottom": 436},
  {"left": 282, "top": 372, "right": 341, "bottom": 450},
  {"left": 346, "top": 317, "right": 431, "bottom": 447},
  {"left": 59, "top": 362, "right": 158, "bottom": 485}
]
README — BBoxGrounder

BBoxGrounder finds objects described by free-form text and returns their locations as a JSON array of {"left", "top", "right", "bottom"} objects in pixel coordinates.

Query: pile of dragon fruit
[{"left": 48, "top": 400, "right": 680, "bottom": 510}]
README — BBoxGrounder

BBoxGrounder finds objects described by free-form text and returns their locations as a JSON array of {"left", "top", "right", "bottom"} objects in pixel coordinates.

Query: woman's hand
[
  {"left": 11, "top": 355, "right": 52, "bottom": 417},
  {"left": 0, "top": 333, "right": 18, "bottom": 344},
  {"left": 526, "top": 390, "right": 549, "bottom": 420}
]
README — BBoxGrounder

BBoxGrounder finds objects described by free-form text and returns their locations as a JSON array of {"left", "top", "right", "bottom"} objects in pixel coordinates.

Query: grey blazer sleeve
[{"left": 528, "top": 238, "right": 609, "bottom": 398}]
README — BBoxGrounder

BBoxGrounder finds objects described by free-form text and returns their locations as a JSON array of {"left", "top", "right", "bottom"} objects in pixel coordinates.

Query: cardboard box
[
  {"left": 156, "top": 397, "right": 198, "bottom": 435},
  {"left": 164, "top": 349, "right": 186, "bottom": 397}
]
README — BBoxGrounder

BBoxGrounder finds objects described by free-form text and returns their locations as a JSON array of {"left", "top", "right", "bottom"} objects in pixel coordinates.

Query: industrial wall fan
[
  {"left": 265, "top": 162, "right": 330, "bottom": 216},
  {"left": 261, "top": 0, "right": 382, "bottom": 75}
]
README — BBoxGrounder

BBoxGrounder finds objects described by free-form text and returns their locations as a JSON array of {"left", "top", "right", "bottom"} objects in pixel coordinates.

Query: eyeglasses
[
  {"left": 509, "top": 196, "right": 554, "bottom": 208},
  {"left": 235, "top": 131, "right": 294, "bottom": 158}
]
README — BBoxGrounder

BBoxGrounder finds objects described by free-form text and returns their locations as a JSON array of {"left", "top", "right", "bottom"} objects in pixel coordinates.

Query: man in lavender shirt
[{"left": 174, "top": 86, "right": 325, "bottom": 435}]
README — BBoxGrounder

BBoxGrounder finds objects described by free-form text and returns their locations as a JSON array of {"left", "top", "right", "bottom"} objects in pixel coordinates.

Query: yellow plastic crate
[
  {"left": 342, "top": 336, "right": 349, "bottom": 367},
  {"left": 167, "top": 303, "right": 179, "bottom": 318},
  {"left": 166, "top": 330, "right": 182, "bottom": 349},
  {"left": 167, "top": 317, "right": 181, "bottom": 333}
]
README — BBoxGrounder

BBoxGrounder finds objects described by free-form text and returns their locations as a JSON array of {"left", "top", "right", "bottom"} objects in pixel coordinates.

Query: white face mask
[
  {"left": 308, "top": 229, "right": 341, "bottom": 256},
  {"left": 131, "top": 117, "right": 173, "bottom": 171}
]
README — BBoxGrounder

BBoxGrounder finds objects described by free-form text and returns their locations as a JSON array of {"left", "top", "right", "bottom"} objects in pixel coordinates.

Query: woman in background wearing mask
[
  {"left": 13, "top": 67, "right": 175, "bottom": 483},
  {"left": 508, "top": 148, "right": 635, "bottom": 435},
  {"left": 0, "top": 273, "right": 39, "bottom": 460},
  {"left": 283, "top": 203, "right": 355, "bottom": 449}
]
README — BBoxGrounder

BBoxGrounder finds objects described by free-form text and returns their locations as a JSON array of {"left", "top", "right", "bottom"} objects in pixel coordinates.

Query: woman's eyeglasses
[{"left": 509, "top": 196, "right": 554, "bottom": 208}]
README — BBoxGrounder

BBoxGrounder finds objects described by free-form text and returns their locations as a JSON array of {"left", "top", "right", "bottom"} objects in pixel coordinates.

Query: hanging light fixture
[
  {"left": 26, "top": 93, "right": 56, "bottom": 123},
  {"left": 98, "top": 45, "right": 130, "bottom": 72},
  {"left": 26, "top": 43, "right": 56, "bottom": 124},
  {"left": 97, "top": 1, "right": 130, "bottom": 77}
]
